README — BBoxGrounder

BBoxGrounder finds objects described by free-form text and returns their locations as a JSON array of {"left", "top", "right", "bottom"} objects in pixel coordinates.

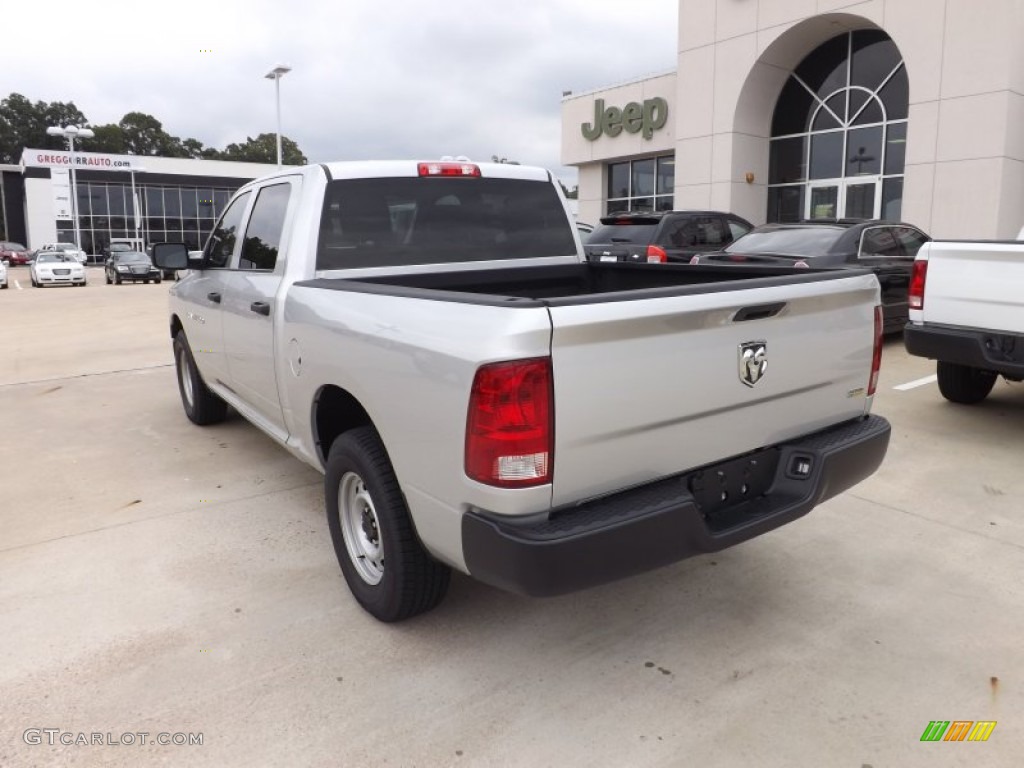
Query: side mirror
[{"left": 151, "top": 242, "right": 198, "bottom": 270}]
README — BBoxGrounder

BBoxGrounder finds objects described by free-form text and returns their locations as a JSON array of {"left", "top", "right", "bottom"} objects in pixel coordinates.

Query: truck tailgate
[
  {"left": 548, "top": 272, "right": 878, "bottom": 507},
  {"left": 919, "top": 241, "right": 1024, "bottom": 333}
]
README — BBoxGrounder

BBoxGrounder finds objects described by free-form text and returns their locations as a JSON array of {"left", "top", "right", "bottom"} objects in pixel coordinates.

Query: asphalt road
[{"left": 1, "top": 266, "right": 1021, "bottom": 767}]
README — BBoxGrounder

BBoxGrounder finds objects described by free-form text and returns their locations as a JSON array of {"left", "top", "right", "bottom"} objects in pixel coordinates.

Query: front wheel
[
  {"left": 936, "top": 361, "right": 997, "bottom": 404},
  {"left": 173, "top": 330, "right": 227, "bottom": 425},
  {"left": 325, "top": 427, "right": 451, "bottom": 622}
]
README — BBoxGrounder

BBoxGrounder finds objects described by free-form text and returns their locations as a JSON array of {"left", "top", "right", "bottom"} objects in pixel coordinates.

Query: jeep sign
[{"left": 581, "top": 97, "right": 669, "bottom": 141}]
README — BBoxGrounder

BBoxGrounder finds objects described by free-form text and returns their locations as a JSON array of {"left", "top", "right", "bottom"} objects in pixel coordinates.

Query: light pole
[
  {"left": 264, "top": 63, "right": 291, "bottom": 168},
  {"left": 46, "top": 124, "right": 95, "bottom": 254}
]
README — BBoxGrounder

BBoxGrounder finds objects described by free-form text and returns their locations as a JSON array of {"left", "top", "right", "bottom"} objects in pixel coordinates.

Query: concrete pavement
[{"left": 1, "top": 267, "right": 1021, "bottom": 767}]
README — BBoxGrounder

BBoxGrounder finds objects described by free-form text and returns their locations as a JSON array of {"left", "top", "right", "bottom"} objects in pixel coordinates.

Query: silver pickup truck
[
  {"left": 153, "top": 160, "right": 890, "bottom": 622},
  {"left": 904, "top": 239, "right": 1024, "bottom": 403}
]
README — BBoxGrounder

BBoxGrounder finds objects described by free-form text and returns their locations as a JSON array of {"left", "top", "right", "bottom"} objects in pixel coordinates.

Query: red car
[{"left": 0, "top": 241, "right": 32, "bottom": 266}]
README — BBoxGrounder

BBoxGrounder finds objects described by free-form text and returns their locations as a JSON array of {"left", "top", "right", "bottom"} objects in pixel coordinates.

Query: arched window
[{"left": 767, "top": 30, "right": 908, "bottom": 222}]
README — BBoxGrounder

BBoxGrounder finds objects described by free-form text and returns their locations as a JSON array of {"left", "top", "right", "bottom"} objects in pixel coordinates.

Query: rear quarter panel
[{"left": 281, "top": 287, "right": 554, "bottom": 570}]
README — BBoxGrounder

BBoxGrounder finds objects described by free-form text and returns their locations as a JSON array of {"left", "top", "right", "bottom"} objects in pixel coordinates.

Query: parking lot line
[
  {"left": 894, "top": 374, "right": 937, "bottom": 391},
  {"left": 15, "top": 280, "right": 23, "bottom": 290}
]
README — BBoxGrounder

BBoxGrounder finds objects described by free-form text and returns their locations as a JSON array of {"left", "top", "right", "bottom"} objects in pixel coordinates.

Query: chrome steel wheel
[
  {"left": 338, "top": 471, "right": 384, "bottom": 585},
  {"left": 177, "top": 345, "right": 195, "bottom": 409}
]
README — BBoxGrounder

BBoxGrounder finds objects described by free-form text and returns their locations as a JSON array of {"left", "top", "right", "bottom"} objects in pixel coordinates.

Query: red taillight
[
  {"left": 466, "top": 358, "right": 553, "bottom": 488},
  {"left": 909, "top": 259, "right": 927, "bottom": 310},
  {"left": 868, "top": 305, "right": 883, "bottom": 396},
  {"left": 646, "top": 244, "right": 667, "bottom": 263},
  {"left": 418, "top": 162, "right": 481, "bottom": 177}
]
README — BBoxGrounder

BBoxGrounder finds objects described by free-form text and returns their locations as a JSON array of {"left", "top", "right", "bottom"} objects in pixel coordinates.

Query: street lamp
[
  {"left": 46, "top": 124, "right": 95, "bottom": 255},
  {"left": 264, "top": 63, "right": 291, "bottom": 169}
]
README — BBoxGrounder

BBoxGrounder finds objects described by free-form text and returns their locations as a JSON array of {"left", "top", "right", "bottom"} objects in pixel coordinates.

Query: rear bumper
[
  {"left": 904, "top": 322, "right": 1024, "bottom": 379},
  {"left": 462, "top": 414, "right": 891, "bottom": 597}
]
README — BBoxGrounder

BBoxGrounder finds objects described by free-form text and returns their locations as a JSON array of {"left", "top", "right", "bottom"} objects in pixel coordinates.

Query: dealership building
[
  {"left": 0, "top": 151, "right": 291, "bottom": 256},
  {"left": 561, "top": 0, "right": 1024, "bottom": 239}
]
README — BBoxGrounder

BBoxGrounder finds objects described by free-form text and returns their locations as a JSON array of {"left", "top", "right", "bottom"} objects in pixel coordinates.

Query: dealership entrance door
[{"left": 806, "top": 177, "right": 880, "bottom": 220}]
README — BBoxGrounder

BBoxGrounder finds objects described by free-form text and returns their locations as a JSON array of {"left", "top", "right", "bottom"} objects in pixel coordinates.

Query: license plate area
[{"left": 687, "top": 448, "right": 780, "bottom": 527}]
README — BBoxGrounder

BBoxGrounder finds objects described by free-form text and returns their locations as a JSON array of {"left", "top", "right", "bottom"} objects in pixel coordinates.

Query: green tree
[
  {"left": 0, "top": 93, "right": 89, "bottom": 162},
  {"left": 86, "top": 124, "right": 126, "bottom": 154},
  {"left": 221, "top": 133, "right": 306, "bottom": 165},
  {"left": 119, "top": 111, "right": 177, "bottom": 156}
]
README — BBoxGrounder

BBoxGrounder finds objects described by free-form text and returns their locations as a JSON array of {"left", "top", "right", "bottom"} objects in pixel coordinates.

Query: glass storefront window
[
  {"left": 61, "top": 180, "right": 245, "bottom": 256},
  {"left": 769, "top": 137, "right": 807, "bottom": 184},
  {"left": 146, "top": 188, "right": 164, "bottom": 217},
  {"left": 656, "top": 157, "right": 675, "bottom": 195},
  {"left": 164, "top": 188, "right": 182, "bottom": 217},
  {"left": 606, "top": 156, "right": 674, "bottom": 214},
  {"left": 631, "top": 159, "right": 655, "bottom": 197},
  {"left": 882, "top": 177, "right": 903, "bottom": 220},
  {"left": 607, "top": 163, "right": 629, "bottom": 199},
  {"left": 810, "top": 132, "right": 843, "bottom": 179},
  {"left": 181, "top": 188, "right": 198, "bottom": 218},
  {"left": 108, "top": 186, "right": 126, "bottom": 216},
  {"left": 768, "top": 30, "right": 908, "bottom": 222},
  {"left": 885, "top": 123, "right": 907, "bottom": 176},
  {"left": 767, "top": 187, "right": 804, "bottom": 223},
  {"left": 845, "top": 125, "right": 883, "bottom": 177}
]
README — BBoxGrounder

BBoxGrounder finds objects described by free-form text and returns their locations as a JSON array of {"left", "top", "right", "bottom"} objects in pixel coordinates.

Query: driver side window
[{"left": 205, "top": 192, "right": 251, "bottom": 268}]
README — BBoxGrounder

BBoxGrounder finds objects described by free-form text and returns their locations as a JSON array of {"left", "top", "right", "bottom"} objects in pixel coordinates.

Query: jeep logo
[{"left": 581, "top": 97, "right": 669, "bottom": 141}]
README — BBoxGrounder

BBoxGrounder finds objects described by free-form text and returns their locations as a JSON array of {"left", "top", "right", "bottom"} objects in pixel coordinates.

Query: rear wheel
[
  {"left": 325, "top": 427, "right": 451, "bottom": 622},
  {"left": 936, "top": 361, "right": 997, "bottom": 404},
  {"left": 173, "top": 330, "right": 227, "bottom": 425}
]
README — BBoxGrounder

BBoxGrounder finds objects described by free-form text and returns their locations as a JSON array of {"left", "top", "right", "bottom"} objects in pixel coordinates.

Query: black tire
[
  {"left": 173, "top": 330, "right": 227, "bottom": 425},
  {"left": 325, "top": 427, "right": 451, "bottom": 622},
  {"left": 155, "top": 278, "right": 162, "bottom": 285},
  {"left": 105, "top": 272, "right": 112, "bottom": 284},
  {"left": 114, "top": 275, "right": 122, "bottom": 285},
  {"left": 936, "top": 361, "right": 997, "bottom": 404}
]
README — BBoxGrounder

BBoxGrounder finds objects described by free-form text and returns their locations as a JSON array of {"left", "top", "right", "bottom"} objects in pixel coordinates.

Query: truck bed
[{"left": 301, "top": 261, "right": 866, "bottom": 305}]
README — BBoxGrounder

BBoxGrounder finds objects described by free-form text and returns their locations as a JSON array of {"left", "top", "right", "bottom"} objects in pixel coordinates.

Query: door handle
[
  {"left": 733, "top": 302, "right": 786, "bottom": 322},
  {"left": 207, "top": 292, "right": 222, "bottom": 303},
  {"left": 250, "top": 301, "right": 271, "bottom": 316}
]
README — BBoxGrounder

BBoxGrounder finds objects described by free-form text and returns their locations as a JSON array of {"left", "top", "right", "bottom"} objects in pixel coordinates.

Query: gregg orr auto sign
[{"left": 24, "top": 149, "right": 137, "bottom": 170}]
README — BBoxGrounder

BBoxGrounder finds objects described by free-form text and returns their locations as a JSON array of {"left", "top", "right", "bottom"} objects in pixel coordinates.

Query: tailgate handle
[{"left": 733, "top": 302, "right": 786, "bottom": 322}]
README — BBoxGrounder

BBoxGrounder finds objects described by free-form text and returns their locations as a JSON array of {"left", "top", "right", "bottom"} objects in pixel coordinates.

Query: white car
[
  {"left": 30, "top": 252, "right": 87, "bottom": 287},
  {"left": 0, "top": 259, "right": 7, "bottom": 289},
  {"left": 37, "top": 242, "right": 88, "bottom": 264}
]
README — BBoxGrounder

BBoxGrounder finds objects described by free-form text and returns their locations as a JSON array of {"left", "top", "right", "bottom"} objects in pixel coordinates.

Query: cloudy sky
[{"left": 8, "top": 0, "right": 679, "bottom": 186}]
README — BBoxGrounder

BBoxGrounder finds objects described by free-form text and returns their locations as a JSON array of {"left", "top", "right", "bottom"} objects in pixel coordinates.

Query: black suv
[{"left": 584, "top": 210, "right": 754, "bottom": 264}]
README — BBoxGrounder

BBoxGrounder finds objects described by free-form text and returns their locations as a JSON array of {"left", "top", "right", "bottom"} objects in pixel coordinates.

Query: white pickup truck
[
  {"left": 904, "top": 240, "right": 1024, "bottom": 403},
  {"left": 152, "top": 160, "right": 890, "bottom": 622}
]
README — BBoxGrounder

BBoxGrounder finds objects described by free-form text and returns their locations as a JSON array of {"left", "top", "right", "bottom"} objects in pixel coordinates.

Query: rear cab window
[{"left": 315, "top": 177, "right": 575, "bottom": 270}]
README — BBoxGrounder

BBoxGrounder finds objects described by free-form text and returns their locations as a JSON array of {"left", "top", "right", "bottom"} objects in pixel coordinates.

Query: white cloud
[{"left": 6, "top": 0, "right": 679, "bottom": 185}]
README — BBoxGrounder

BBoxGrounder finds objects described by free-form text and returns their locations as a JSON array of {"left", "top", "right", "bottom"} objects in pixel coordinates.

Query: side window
[
  {"left": 892, "top": 227, "right": 929, "bottom": 258},
  {"left": 661, "top": 217, "right": 698, "bottom": 247},
  {"left": 239, "top": 184, "right": 291, "bottom": 271},
  {"left": 697, "top": 216, "right": 728, "bottom": 247},
  {"left": 860, "top": 227, "right": 900, "bottom": 257},
  {"left": 727, "top": 218, "right": 751, "bottom": 241},
  {"left": 205, "top": 191, "right": 251, "bottom": 268}
]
